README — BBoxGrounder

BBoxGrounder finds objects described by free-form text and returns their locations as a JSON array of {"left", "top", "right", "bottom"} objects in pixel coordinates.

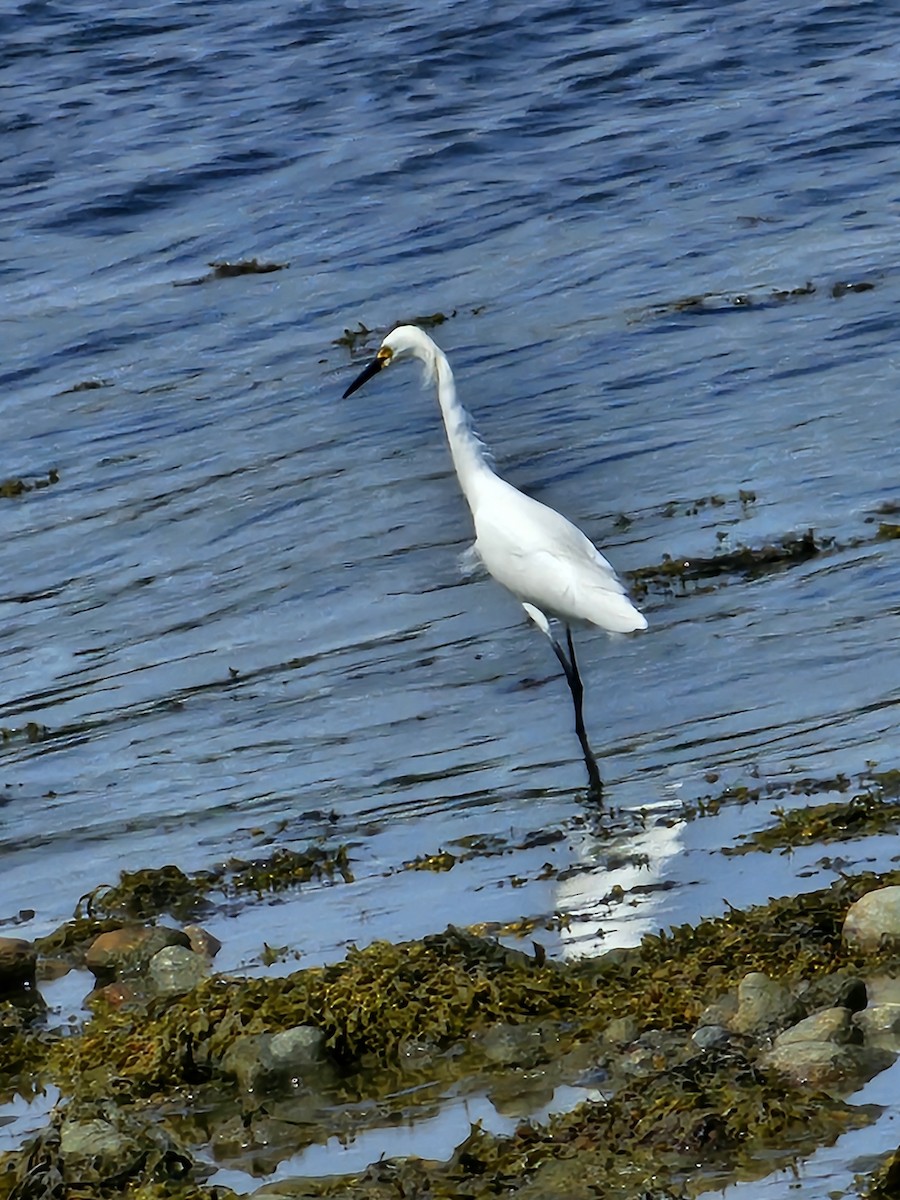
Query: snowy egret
[{"left": 343, "top": 325, "right": 646, "bottom": 794}]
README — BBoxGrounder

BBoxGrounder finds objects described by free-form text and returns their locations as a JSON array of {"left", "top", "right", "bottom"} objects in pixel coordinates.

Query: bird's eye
[{"left": 377, "top": 347, "right": 393, "bottom": 364}]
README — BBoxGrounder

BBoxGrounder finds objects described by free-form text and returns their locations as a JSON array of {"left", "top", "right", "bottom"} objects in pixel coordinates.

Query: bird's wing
[{"left": 472, "top": 483, "right": 645, "bottom": 632}]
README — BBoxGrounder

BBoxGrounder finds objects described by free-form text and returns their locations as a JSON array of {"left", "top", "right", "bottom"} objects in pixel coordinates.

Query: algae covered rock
[{"left": 59, "top": 1116, "right": 141, "bottom": 1174}]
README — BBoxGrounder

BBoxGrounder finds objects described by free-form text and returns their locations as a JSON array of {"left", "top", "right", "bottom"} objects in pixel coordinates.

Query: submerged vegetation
[
  {"left": 727, "top": 770, "right": 900, "bottom": 855},
  {"left": 4, "top": 862, "right": 900, "bottom": 1199},
  {"left": 75, "top": 845, "right": 353, "bottom": 923}
]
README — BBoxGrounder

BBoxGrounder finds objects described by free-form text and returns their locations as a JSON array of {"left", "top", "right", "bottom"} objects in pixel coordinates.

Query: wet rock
[
  {"left": 478, "top": 1021, "right": 549, "bottom": 1067},
  {"left": 603, "top": 1016, "right": 640, "bottom": 1045},
  {"left": 697, "top": 993, "right": 738, "bottom": 1029},
  {"left": 220, "top": 1025, "right": 327, "bottom": 1093},
  {"left": 59, "top": 1116, "right": 141, "bottom": 1173},
  {"left": 774, "top": 1007, "right": 861, "bottom": 1048},
  {"left": 85, "top": 925, "right": 191, "bottom": 982},
  {"left": 182, "top": 923, "right": 222, "bottom": 958},
  {"left": 691, "top": 1024, "right": 731, "bottom": 1051},
  {"left": 761, "top": 1039, "right": 893, "bottom": 1090},
  {"left": 731, "top": 972, "right": 802, "bottom": 1036},
  {"left": 868, "top": 976, "right": 900, "bottom": 1007},
  {"left": 210, "top": 1113, "right": 257, "bottom": 1159},
  {"left": 0, "top": 937, "right": 36, "bottom": 993},
  {"left": 398, "top": 1035, "right": 440, "bottom": 1067},
  {"left": 843, "top": 886, "right": 900, "bottom": 951},
  {"left": 618, "top": 1030, "right": 682, "bottom": 1078},
  {"left": 250, "top": 1183, "right": 317, "bottom": 1199},
  {"left": 799, "top": 971, "right": 867, "bottom": 1014},
  {"left": 268, "top": 1025, "right": 327, "bottom": 1072},
  {"left": 90, "top": 981, "right": 140, "bottom": 1009},
  {"left": 148, "top": 944, "right": 211, "bottom": 995},
  {"left": 855, "top": 1005, "right": 900, "bottom": 1043}
]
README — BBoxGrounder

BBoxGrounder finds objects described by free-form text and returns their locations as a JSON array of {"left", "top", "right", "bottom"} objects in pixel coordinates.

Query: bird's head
[{"left": 342, "top": 325, "right": 434, "bottom": 398}]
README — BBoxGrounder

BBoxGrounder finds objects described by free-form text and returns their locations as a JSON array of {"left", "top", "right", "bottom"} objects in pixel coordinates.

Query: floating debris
[
  {"left": 831, "top": 280, "right": 876, "bottom": 299},
  {"left": 334, "top": 308, "right": 484, "bottom": 356},
  {"left": 726, "top": 771, "right": 900, "bottom": 856},
  {"left": 75, "top": 846, "right": 353, "bottom": 923},
  {"left": 0, "top": 469, "right": 59, "bottom": 500},
  {"left": 60, "top": 379, "right": 110, "bottom": 394},
  {"left": 173, "top": 257, "right": 289, "bottom": 287},
  {"left": 629, "top": 529, "right": 825, "bottom": 596},
  {"left": 632, "top": 277, "right": 876, "bottom": 323}
]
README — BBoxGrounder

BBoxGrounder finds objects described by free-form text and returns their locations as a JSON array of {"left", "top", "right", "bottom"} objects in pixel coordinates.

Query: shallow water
[{"left": 3, "top": 0, "right": 900, "bottom": 1189}]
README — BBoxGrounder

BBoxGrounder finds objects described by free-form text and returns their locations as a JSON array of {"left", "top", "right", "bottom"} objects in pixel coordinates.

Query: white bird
[{"left": 343, "top": 325, "right": 646, "bottom": 793}]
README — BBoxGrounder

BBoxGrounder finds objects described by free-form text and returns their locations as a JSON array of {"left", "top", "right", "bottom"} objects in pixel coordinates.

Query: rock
[
  {"left": 799, "top": 971, "right": 867, "bottom": 1014},
  {"left": 866, "top": 976, "right": 900, "bottom": 1007},
  {"left": 0, "top": 937, "right": 37, "bottom": 993},
  {"left": 90, "top": 981, "right": 140, "bottom": 1009},
  {"left": 209, "top": 1113, "right": 257, "bottom": 1159},
  {"left": 618, "top": 1030, "right": 682, "bottom": 1078},
  {"left": 59, "top": 1117, "right": 140, "bottom": 1173},
  {"left": 479, "top": 1022, "right": 547, "bottom": 1067},
  {"left": 85, "top": 925, "right": 191, "bottom": 982},
  {"left": 774, "top": 1008, "right": 862, "bottom": 1048},
  {"left": 697, "top": 993, "right": 738, "bottom": 1029},
  {"left": 267, "top": 1025, "right": 327, "bottom": 1072},
  {"left": 604, "top": 1016, "right": 640, "bottom": 1045},
  {"left": 182, "top": 924, "right": 221, "bottom": 958},
  {"left": 855, "top": 1004, "right": 900, "bottom": 1043},
  {"left": 148, "top": 945, "right": 210, "bottom": 995},
  {"left": 761, "top": 1040, "right": 894, "bottom": 1090},
  {"left": 691, "top": 1024, "right": 731, "bottom": 1051},
  {"left": 843, "top": 887, "right": 900, "bottom": 951},
  {"left": 731, "top": 972, "right": 802, "bottom": 1036},
  {"left": 251, "top": 1183, "right": 321, "bottom": 1199},
  {"left": 221, "top": 1025, "right": 327, "bottom": 1093}
]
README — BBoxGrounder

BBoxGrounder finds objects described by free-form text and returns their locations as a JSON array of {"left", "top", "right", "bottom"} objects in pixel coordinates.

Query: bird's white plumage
[{"left": 369, "top": 324, "right": 647, "bottom": 641}]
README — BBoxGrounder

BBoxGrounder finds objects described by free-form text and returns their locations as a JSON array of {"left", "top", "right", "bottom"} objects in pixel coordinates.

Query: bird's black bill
[{"left": 342, "top": 355, "right": 384, "bottom": 399}]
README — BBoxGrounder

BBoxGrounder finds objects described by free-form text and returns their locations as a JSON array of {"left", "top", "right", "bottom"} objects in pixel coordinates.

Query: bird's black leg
[{"left": 550, "top": 626, "right": 603, "bottom": 798}]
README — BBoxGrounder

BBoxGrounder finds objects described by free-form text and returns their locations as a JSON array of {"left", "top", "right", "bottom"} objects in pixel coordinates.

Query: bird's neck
[{"left": 432, "top": 349, "right": 495, "bottom": 506}]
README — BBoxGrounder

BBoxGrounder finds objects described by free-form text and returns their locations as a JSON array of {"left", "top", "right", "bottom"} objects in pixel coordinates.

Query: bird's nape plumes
[{"left": 341, "top": 323, "right": 646, "bottom": 792}]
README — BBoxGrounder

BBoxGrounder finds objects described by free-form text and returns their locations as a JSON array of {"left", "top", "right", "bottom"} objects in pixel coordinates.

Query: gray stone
[
  {"left": 221, "top": 1025, "right": 327, "bottom": 1093},
  {"left": 761, "top": 1041, "right": 894, "bottom": 1090},
  {"left": 865, "top": 976, "right": 900, "bottom": 1007},
  {"left": 267, "top": 1025, "right": 327, "bottom": 1071},
  {"left": 697, "top": 993, "right": 738, "bottom": 1029},
  {"left": 148, "top": 945, "right": 211, "bottom": 995},
  {"left": 731, "top": 972, "right": 802, "bottom": 1036},
  {"left": 843, "top": 887, "right": 900, "bottom": 951},
  {"left": 692, "top": 1024, "right": 731, "bottom": 1051},
  {"left": 854, "top": 1004, "right": 900, "bottom": 1042},
  {"left": 774, "top": 1007, "right": 861, "bottom": 1048}
]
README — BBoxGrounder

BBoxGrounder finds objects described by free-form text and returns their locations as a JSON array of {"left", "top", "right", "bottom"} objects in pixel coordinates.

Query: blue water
[{"left": 2, "top": 0, "right": 900, "bottom": 1187}]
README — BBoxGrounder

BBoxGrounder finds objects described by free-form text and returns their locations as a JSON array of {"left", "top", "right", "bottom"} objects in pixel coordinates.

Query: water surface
[{"left": 2, "top": 0, "right": 899, "bottom": 1188}]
